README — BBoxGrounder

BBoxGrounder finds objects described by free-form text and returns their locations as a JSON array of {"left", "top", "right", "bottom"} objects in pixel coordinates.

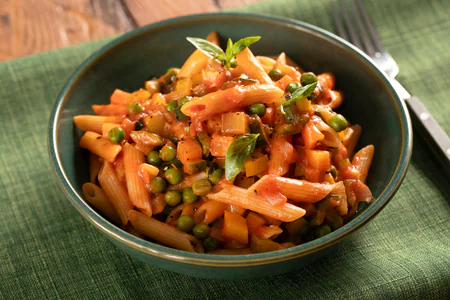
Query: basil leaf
[
  {"left": 225, "top": 134, "right": 260, "bottom": 180},
  {"left": 231, "top": 36, "right": 261, "bottom": 57},
  {"left": 186, "top": 37, "right": 225, "bottom": 61},
  {"left": 225, "top": 38, "right": 234, "bottom": 69},
  {"left": 280, "top": 82, "right": 317, "bottom": 114}
]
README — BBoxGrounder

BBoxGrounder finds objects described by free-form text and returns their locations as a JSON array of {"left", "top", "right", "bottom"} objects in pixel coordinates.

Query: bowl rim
[{"left": 48, "top": 12, "right": 412, "bottom": 267}]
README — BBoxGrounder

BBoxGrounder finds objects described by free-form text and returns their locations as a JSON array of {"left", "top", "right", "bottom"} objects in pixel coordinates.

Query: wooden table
[{"left": 0, "top": 0, "right": 261, "bottom": 62}]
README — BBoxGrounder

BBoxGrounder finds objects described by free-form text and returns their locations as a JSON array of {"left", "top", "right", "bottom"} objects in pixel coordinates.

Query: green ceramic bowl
[{"left": 48, "top": 13, "right": 412, "bottom": 279}]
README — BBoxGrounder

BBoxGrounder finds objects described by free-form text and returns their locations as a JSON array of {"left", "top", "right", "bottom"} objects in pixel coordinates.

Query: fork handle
[{"left": 406, "top": 95, "right": 450, "bottom": 177}]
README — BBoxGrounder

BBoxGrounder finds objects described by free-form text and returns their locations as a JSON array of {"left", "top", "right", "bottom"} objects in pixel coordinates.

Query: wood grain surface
[{"left": 0, "top": 0, "right": 262, "bottom": 62}]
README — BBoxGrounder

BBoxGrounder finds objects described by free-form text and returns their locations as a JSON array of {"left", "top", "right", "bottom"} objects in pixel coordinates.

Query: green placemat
[{"left": 1, "top": 0, "right": 449, "bottom": 299}]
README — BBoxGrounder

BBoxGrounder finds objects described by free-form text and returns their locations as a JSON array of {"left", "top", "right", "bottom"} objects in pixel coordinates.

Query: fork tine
[
  {"left": 356, "top": 0, "right": 384, "bottom": 53},
  {"left": 349, "top": 0, "right": 375, "bottom": 56},
  {"left": 331, "top": 2, "right": 349, "bottom": 41},
  {"left": 339, "top": 0, "right": 363, "bottom": 49}
]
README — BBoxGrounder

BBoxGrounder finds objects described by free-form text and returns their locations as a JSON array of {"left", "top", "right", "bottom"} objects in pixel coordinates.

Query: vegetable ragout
[{"left": 75, "top": 31, "right": 374, "bottom": 254}]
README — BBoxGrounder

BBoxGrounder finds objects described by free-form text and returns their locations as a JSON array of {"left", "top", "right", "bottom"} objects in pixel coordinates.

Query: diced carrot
[
  {"left": 221, "top": 112, "right": 248, "bottom": 135},
  {"left": 296, "top": 98, "right": 312, "bottom": 112},
  {"left": 206, "top": 115, "right": 222, "bottom": 135},
  {"left": 222, "top": 211, "right": 248, "bottom": 245},
  {"left": 92, "top": 104, "right": 128, "bottom": 116},
  {"left": 110, "top": 89, "right": 131, "bottom": 105},
  {"left": 203, "top": 71, "right": 228, "bottom": 92},
  {"left": 261, "top": 106, "right": 276, "bottom": 126},
  {"left": 255, "top": 225, "right": 283, "bottom": 240},
  {"left": 275, "top": 75, "right": 293, "bottom": 91},
  {"left": 305, "top": 149, "right": 331, "bottom": 171},
  {"left": 302, "top": 121, "right": 324, "bottom": 149},
  {"left": 246, "top": 212, "right": 267, "bottom": 234},
  {"left": 244, "top": 154, "right": 269, "bottom": 177},
  {"left": 169, "top": 120, "right": 189, "bottom": 141},
  {"left": 210, "top": 133, "right": 235, "bottom": 157},
  {"left": 177, "top": 138, "right": 203, "bottom": 165}
]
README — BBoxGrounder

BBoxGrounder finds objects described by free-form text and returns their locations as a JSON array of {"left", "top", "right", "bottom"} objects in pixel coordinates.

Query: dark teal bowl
[{"left": 48, "top": 13, "right": 412, "bottom": 279}]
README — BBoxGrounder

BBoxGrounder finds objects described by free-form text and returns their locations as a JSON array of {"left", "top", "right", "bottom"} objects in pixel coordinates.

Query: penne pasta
[
  {"left": 194, "top": 200, "right": 228, "bottom": 224},
  {"left": 82, "top": 182, "right": 121, "bottom": 225},
  {"left": 128, "top": 210, "right": 204, "bottom": 253},
  {"left": 80, "top": 131, "right": 122, "bottom": 163},
  {"left": 123, "top": 143, "right": 152, "bottom": 216},
  {"left": 341, "top": 124, "right": 362, "bottom": 158},
  {"left": 206, "top": 31, "right": 220, "bottom": 45},
  {"left": 98, "top": 161, "right": 134, "bottom": 224},
  {"left": 256, "top": 56, "right": 276, "bottom": 73},
  {"left": 74, "top": 115, "right": 123, "bottom": 133},
  {"left": 236, "top": 48, "right": 273, "bottom": 85},
  {"left": 101, "top": 123, "right": 120, "bottom": 137},
  {"left": 249, "top": 175, "right": 335, "bottom": 203},
  {"left": 352, "top": 145, "right": 374, "bottom": 183},
  {"left": 89, "top": 153, "right": 102, "bottom": 183},
  {"left": 331, "top": 181, "right": 348, "bottom": 216},
  {"left": 181, "top": 84, "right": 284, "bottom": 121},
  {"left": 208, "top": 185, "right": 305, "bottom": 222},
  {"left": 178, "top": 50, "right": 209, "bottom": 78}
]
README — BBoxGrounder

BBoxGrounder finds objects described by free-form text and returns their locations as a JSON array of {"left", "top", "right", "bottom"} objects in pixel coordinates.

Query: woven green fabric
[{"left": 1, "top": 0, "right": 449, "bottom": 298}]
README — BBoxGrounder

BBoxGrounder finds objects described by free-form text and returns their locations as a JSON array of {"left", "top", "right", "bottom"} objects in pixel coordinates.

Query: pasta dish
[{"left": 74, "top": 32, "right": 374, "bottom": 254}]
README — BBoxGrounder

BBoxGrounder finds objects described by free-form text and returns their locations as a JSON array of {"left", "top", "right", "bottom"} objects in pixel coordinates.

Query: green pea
[
  {"left": 177, "top": 215, "right": 195, "bottom": 233},
  {"left": 301, "top": 72, "right": 318, "bottom": 85},
  {"left": 209, "top": 168, "right": 224, "bottom": 185},
  {"left": 193, "top": 223, "right": 211, "bottom": 239},
  {"left": 203, "top": 236, "right": 219, "bottom": 251},
  {"left": 179, "top": 96, "right": 192, "bottom": 107},
  {"left": 146, "top": 151, "right": 162, "bottom": 166},
  {"left": 182, "top": 187, "right": 198, "bottom": 204},
  {"left": 164, "top": 168, "right": 183, "bottom": 185},
  {"left": 134, "top": 120, "right": 144, "bottom": 131},
  {"left": 314, "top": 224, "right": 332, "bottom": 239},
  {"left": 150, "top": 177, "right": 167, "bottom": 194},
  {"left": 165, "top": 190, "right": 182, "bottom": 206},
  {"left": 248, "top": 103, "right": 266, "bottom": 117},
  {"left": 108, "top": 127, "right": 125, "bottom": 143},
  {"left": 192, "top": 179, "right": 212, "bottom": 196},
  {"left": 329, "top": 114, "right": 348, "bottom": 132},
  {"left": 166, "top": 100, "right": 178, "bottom": 112},
  {"left": 286, "top": 81, "right": 302, "bottom": 93},
  {"left": 268, "top": 69, "right": 283, "bottom": 81},
  {"left": 128, "top": 102, "right": 143, "bottom": 114},
  {"left": 159, "top": 145, "right": 177, "bottom": 161}
]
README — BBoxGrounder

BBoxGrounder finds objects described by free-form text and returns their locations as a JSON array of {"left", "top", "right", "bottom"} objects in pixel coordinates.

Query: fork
[{"left": 331, "top": 0, "right": 450, "bottom": 177}]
